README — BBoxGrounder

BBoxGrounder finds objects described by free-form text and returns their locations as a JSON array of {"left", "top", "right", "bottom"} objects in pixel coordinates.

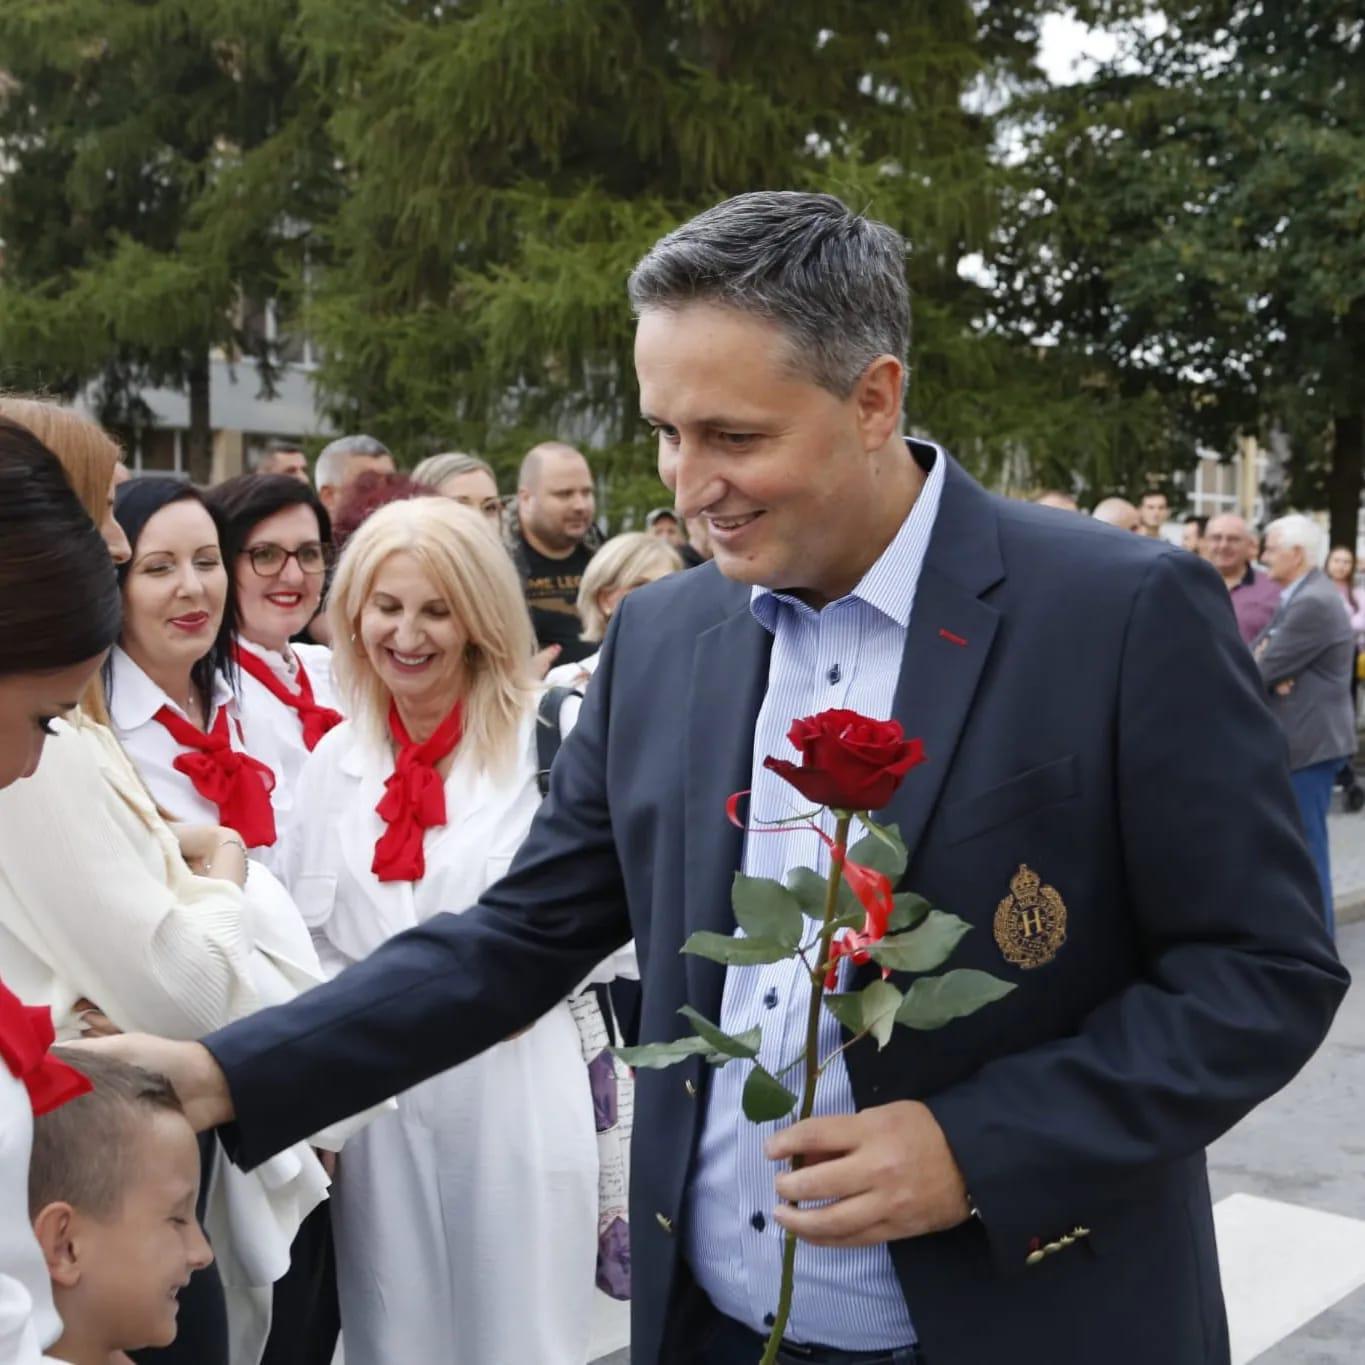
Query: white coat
[
  {"left": 0, "top": 713, "right": 378, "bottom": 1365},
  {"left": 276, "top": 712, "right": 599, "bottom": 1365},
  {"left": 232, "top": 635, "right": 340, "bottom": 829}
]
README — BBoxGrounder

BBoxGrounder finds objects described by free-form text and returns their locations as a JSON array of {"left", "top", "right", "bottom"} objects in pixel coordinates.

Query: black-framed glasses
[{"left": 241, "top": 542, "right": 328, "bottom": 577}]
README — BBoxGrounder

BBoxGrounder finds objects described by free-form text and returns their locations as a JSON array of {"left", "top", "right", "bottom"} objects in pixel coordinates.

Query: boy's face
[{"left": 79, "top": 1111, "right": 212, "bottom": 1349}]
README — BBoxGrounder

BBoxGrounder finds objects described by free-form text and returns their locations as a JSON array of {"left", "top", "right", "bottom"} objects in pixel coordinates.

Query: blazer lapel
[
  {"left": 877, "top": 450, "right": 1005, "bottom": 866},
  {"left": 683, "top": 596, "right": 773, "bottom": 1022}
]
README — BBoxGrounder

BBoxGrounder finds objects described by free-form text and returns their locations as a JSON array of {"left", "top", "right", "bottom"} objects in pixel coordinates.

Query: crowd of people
[
  {"left": 1033, "top": 485, "right": 1361, "bottom": 930},
  {"left": 0, "top": 188, "right": 1350, "bottom": 1365},
  {"left": 0, "top": 409, "right": 702, "bottom": 1365}
]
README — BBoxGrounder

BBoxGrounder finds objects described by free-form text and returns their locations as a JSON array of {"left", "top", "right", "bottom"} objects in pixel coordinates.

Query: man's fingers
[
  {"left": 774, "top": 1154, "right": 865, "bottom": 1205},
  {"left": 773, "top": 1192, "right": 887, "bottom": 1245},
  {"left": 765, "top": 1114, "right": 861, "bottom": 1162}
]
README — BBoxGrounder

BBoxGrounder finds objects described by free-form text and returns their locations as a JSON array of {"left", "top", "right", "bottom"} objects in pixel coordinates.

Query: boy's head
[{"left": 29, "top": 1049, "right": 212, "bottom": 1355}]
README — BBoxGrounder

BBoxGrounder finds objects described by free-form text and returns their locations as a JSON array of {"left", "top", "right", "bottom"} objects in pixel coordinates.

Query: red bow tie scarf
[
  {"left": 233, "top": 645, "right": 343, "bottom": 752},
  {"left": 154, "top": 705, "right": 278, "bottom": 848},
  {"left": 0, "top": 982, "right": 91, "bottom": 1116},
  {"left": 372, "top": 701, "right": 465, "bottom": 883}
]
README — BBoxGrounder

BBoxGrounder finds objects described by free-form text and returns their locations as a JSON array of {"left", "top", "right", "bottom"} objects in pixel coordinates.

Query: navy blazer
[{"left": 209, "top": 445, "right": 1347, "bottom": 1365}]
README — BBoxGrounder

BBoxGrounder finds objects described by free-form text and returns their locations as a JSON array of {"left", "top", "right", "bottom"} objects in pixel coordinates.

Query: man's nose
[
  {"left": 187, "top": 1218, "right": 214, "bottom": 1271},
  {"left": 670, "top": 447, "right": 723, "bottom": 520}
]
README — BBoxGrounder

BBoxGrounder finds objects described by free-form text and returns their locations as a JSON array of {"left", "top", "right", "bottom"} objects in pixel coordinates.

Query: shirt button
[
  {"left": 764, "top": 1312, "right": 776, "bottom": 1327},
  {"left": 827, "top": 664, "right": 841, "bottom": 685},
  {"left": 751, "top": 1211, "right": 766, "bottom": 1232},
  {"left": 763, "top": 987, "right": 779, "bottom": 1010}
]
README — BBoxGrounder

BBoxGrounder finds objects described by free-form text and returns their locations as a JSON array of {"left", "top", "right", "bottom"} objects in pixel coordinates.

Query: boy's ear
[{"left": 31, "top": 1203, "right": 82, "bottom": 1288}]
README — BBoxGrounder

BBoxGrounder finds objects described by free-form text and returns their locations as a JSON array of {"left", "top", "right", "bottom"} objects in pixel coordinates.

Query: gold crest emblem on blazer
[{"left": 994, "top": 864, "right": 1067, "bottom": 969}]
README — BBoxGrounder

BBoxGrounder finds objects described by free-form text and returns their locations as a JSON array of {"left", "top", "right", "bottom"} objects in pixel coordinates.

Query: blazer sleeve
[
  {"left": 927, "top": 551, "right": 1348, "bottom": 1273},
  {"left": 0, "top": 724, "right": 261, "bottom": 1040},
  {"left": 1257, "top": 591, "right": 1341, "bottom": 684},
  {"left": 206, "top": 617, "right": 635, "bottom": 1170}
]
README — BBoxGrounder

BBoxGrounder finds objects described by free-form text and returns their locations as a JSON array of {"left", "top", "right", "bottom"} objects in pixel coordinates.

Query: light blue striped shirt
[{"left": 684, "top": 443, "right": 946, "bottom": 1348}]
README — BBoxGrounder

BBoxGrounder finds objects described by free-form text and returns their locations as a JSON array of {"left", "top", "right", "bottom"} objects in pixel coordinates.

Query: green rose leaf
[
  {"left": 678, "top": 1005, "right": 760, "bottom": 1060},
  {"left": 889, "top": 892, "right": 932, "bottom": 932},
  {"left": 742, "top": 1064, "right": 798, "bottom": 1122},
  {"left": 784, "top": 866, "right": 830, "bottom": 918},
  {"left": 823, "top": 991, "right": 864, "bottom": 1033},
  {"left": 731, "top": 872, "right": 805, "bottom": 948},
  {"left": 858, "top": 816, "right": 909, "bottom": 867},
  {"left": 682, "top": 931, "right": 794, "bottom": 965},
  {"left": 869, "top": 912, "right": 972, "bottom": 974},
  {"left": 859, "top": 979, "right": 904, "bottom": 1049},
  {"left": 846, "top": 823, "right": 907, "bottom": 882},
  {"left": 612, "top": 1035, "right": 715, "bottom": 1069},
  {"left": 896, "top": 969, "right": 1018, "bottom": 1030}
]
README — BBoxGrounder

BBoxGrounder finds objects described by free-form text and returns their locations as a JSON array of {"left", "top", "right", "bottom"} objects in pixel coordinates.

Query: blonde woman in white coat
[{"left": 276, "top": 497, "right": 599, "bottom": 1365}]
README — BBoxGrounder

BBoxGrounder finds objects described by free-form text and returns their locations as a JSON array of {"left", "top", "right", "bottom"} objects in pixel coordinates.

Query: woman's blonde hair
[
  {"left": 0, "top": 398, "right": 123, "bottom": 726},
  {"left": 0, "top": 396, "right": 120, "bottom": 525},
  {"left": 329, "top": 497, "right": 535, "bottom": 775},
  {"left": 578, "top": 532, "right": 682, "bottom": 643},
  {"left": 411, "top": 451, "right": 497, "bottom": 492}
]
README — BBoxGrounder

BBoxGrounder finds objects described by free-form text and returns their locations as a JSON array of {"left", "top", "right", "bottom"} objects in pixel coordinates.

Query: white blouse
[
  {"left": 233, "top": 636, "right": 340, "bottom": 826},
  {"left": 106, "top": 645, "right": 260, "bottom": 829},
  {"left": 0, "top": 1065, "right": 60, "bottom": 1364}
]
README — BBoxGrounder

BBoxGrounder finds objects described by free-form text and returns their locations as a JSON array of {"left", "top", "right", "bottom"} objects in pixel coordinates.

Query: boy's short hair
[{"left": 29, "top": 1050, "right": 185, "bottom": 1220}]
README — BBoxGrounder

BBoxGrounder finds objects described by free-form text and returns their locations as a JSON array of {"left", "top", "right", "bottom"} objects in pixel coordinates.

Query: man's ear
[
  {"left": 853, "top": 354, "right": 905, "bottom": 451},
  {"left": 32, "top": 1202, "right": 82, "bottom": 1288}
]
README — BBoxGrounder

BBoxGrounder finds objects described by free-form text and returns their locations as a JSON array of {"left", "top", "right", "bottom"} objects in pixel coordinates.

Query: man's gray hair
[
  {"left": 627, "top": 191, "right": 910, "bottom": 398},
  {"left": 315, "top": 434, "right": 390, "bottom": 491},
  {"left": 1266, "top": 513, "right": 1327, "bottom": 569}
]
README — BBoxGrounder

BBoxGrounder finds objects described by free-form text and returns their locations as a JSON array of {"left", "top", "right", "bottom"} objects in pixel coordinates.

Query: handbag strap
[{"left": 535, "top": 686, "right": 582, "bottom": 797}]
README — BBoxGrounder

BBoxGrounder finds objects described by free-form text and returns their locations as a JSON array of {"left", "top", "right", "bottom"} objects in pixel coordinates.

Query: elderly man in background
[
  {"left": 313, "top": 433, "right": 395, "bottom": 513},
  {"left": 1092, "top": 496, "right": 1141, "bottom": 532},
  {"left": 1207, "top": 513, "right": 1281, "bottom": 645},
  {"left": 1255, "top": 513, "right": 1357, "bottom": 931}
]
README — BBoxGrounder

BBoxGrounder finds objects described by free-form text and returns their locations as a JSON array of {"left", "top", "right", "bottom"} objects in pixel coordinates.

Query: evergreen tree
[
  {"left": 294, "top": 0, "right": 1093, "bottom": 513},
  {"left": 991, "top": 1, "right": 1365, "bottom": 532},
  {"left": 0, "top": 0, "right": 334, "bottom": 482}
]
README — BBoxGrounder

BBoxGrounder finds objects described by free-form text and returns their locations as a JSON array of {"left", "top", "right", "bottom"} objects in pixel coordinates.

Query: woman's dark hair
[
  {"left": 108, "top": 477, "right": 237, "bottom": 720},
  {"left": 205, "top": 473, "right": 332, "bottom": 633},
  {"left": 0, "top": 416, "right": 121, "bottom": 676}
]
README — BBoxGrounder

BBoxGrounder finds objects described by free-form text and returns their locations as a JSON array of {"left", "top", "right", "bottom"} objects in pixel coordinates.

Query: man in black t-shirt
[{"left": 511, "top": 441, "right": 598, "bottom": 664}]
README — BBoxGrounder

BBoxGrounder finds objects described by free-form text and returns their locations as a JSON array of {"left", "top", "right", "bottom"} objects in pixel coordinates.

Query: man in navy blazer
[{"left": 102, "top": 193, "right": 1346, "bottom": 1365}]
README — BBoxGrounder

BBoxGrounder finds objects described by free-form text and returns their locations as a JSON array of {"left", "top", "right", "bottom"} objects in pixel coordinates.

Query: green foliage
[
  {"left": 0, "top": 0, "right": 335, "bottom": 479},
  {"left": 868, "top": 911, "right": 972, "bottom": 972},
  {"left": 742, "top": 1064, "right": 797, "bottom": 1122},
  {"left": 896, "top": 968, "right": 1016, "bottom": 1029},
  {"left": 845, "top": 821, "right": 908, "bottom": 883},
  {"left": 731, "top": 873, "right": 806, "bottom": 950},
  {"left": 287, "top": 0, "right": 1066, "bottom": 512},
  {"left": 989, "top": 1, "right": 1365, "bottom": 526},
  {"left": 680, "top": 930, "right": 793, "bottom": 965},
  {"left": 889, "top": 892, "right": 932, "bottom": 932},
  {"left": 677, "top": 1005, "right": 760, "bottom": 1060}
]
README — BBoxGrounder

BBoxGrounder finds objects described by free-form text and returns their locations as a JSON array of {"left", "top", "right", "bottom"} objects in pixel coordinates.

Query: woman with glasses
[{"left": 206, "top": 475, "right": 342, "bottom": 830}]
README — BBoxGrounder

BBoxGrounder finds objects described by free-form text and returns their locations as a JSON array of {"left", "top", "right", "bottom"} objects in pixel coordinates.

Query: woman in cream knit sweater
[{"left": 0, "top": 399, "right": 358, "bottom": 1365}]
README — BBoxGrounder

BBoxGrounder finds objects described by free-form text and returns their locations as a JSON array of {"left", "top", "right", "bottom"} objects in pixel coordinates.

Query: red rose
[{"left": 763, "top": 709, "right": 926, "bottom": 813}]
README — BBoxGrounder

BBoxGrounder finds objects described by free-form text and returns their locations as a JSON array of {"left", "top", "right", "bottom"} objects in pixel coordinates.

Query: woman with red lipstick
[
  {"left": 105, "top": 480, "right": 279, "bottom": 852},
  {"left": 276, "top": 496, "right": 599, "bottom": 1365},
  {"left": 206, "top": 475, "right": 342, "bottom": 832}
]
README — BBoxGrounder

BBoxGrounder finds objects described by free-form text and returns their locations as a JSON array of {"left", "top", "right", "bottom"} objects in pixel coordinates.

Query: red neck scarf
[
  {"left": 0, "top": 981, "right": 91, "bottom": 1116},
  {"left": 372, "top": 700, "right": 464, "bottom": 883},
  {"left": 154, "top": 705, "right": 278, "bottom": 848},
  {"left": 233, "top": 643, "right": 343, "bottom": 751}
]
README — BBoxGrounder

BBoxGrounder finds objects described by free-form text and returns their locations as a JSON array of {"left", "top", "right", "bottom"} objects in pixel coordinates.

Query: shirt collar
[
  {"left": 751, "top": 440, "right": 946, "bottom": 633},
  {"left": 235, "top": 632, "right": 298, "bottom": 680},
  {"left": 108, "top": 645, "right": 233, "bottom": 730}
]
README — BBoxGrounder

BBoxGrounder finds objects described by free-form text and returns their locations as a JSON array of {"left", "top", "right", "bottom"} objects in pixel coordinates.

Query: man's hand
[
  {"left": 64, "top": 1035, "right": 235, "bottom": 1132},
  {"left": 766, "top": 1100, "right": 970, "bottom": 1247}
]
